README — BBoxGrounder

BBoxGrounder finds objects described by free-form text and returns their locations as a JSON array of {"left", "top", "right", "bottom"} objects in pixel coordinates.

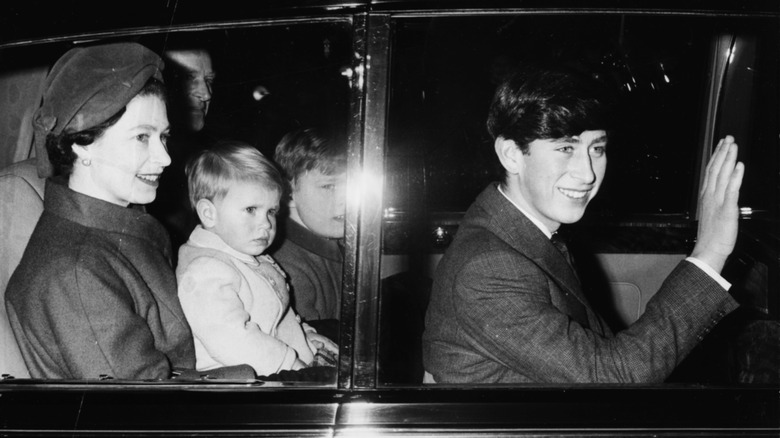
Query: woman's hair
[
  {"left": 45, "top": 78, "right": 167, "bottom": 177},
  {"left": 186, "top": 140, "right": 284, "bottom": 210},
  {"left": 273, "top": 128, "right": 347, "bottom": 189}
]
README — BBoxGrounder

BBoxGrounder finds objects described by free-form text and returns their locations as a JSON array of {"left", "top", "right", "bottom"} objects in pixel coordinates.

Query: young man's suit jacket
[{"left": 422, "top": 183, "right": 738, "bottom": 383}]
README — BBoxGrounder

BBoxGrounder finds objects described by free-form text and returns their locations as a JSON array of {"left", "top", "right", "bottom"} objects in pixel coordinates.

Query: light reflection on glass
[{"left": 348, "top": 169, "right": 383, "bottom": 211}]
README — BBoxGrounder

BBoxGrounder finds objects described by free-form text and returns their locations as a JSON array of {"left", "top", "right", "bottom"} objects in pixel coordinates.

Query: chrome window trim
[
  {"left": 0, "top": 16, "right": 357, "bottom": 49},
  {"left": 347, "top": 13, "right": 393, "bottom": 390},
  {"left": 377, "top": 8, "right": 779, "bottom": 19},
  {"left": 339, "top": 12, "right": 369, "bottom": 390},
  {"left": 693, "top": 34, "right": 735, "bottom": 220}
]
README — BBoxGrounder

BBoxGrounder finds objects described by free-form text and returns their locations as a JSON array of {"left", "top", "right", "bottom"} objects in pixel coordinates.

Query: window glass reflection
[
  {"left": 0, "top": 21, "right": 352, "bottom": 384},
  {"left": 379, "top": 14, "right": 779, "bottom": 386}
]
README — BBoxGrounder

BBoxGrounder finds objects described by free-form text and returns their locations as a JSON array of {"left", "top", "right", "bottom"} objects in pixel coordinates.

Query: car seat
[
  {"left": 0, "top": 158, "right": 45, "bottom": 378},
  {"left": 378, "top": 271, "right": 433, "bottom": 384}
]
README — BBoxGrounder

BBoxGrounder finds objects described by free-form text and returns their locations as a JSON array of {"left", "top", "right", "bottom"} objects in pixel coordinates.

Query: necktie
[
  {"left": 551, "top": 232, "right": 576, "bottom": 271},
  {"left": 550, "top": 232, "right": 593, "bottom": 329}
]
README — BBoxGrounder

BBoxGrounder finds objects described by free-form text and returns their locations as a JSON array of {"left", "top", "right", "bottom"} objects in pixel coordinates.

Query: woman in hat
[{"left": 4, "top": 42, "right": 249, "bottom": 380}]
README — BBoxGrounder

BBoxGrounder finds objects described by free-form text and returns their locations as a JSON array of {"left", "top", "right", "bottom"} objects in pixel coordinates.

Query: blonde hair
[{"left": 185, "top": 140, "right": 283, "bottom": 210}]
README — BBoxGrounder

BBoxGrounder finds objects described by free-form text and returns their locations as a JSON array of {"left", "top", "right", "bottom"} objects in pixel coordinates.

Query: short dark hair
[
  {"left": 47, "top": 77, "right": 167, "bottom": 177},
  {"left": 486, "top": 65, "right": 612, "bottom": 154},
  {"left": 274, "top": 128, "right": 347, "bottom": 189}
]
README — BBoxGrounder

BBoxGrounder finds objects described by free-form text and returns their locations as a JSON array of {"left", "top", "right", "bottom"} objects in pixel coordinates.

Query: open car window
[
  {"left": 378, "top": 12, "right": 779, "bottom": 386},
  {"left": 0, "top": 20, "right": 353, "bottom": 386}
]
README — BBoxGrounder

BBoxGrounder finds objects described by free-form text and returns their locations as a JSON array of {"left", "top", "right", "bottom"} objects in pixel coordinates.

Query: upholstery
[
  {"left": 594, "top": 253, "right": 687, "bottom": 328},
  {"left": 0, "top": 158, "right": 44, "bottom": 378},
  {"left": 0, "top": 66, "right": 48, "bottom": 169}
]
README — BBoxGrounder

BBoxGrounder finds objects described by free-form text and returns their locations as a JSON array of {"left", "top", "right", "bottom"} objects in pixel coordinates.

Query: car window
[
  {"left": 378, "top": 13, "right": 779, "bottom": 386},
  {"left": 0, "top": 20, "right": 353, "bottom": 385}
]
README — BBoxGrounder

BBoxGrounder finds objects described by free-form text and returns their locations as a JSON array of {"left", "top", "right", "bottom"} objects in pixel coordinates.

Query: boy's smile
[{"left": 505, "top": 129, "right": 607, "bottom": 233}]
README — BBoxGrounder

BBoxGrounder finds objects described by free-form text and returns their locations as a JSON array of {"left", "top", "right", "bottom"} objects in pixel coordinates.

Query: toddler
[{"left": 176, "top": 140, "right": 337, "bottom": 376}]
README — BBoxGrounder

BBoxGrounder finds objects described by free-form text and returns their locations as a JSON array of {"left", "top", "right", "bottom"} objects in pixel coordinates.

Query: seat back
[
  {"left": 378, "top": 271, "right": 433, "bottom": 384},
  {"left": 0, "top": 158, "right": 45, "bottom": 378},
  {"left": 593, "top": 253, "right": 687, "bottom": 329}
]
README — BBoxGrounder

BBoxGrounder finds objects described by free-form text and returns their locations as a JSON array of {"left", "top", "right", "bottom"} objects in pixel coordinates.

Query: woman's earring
[{"left": 81, "top": 158, "right": 91, "bottom": 167}]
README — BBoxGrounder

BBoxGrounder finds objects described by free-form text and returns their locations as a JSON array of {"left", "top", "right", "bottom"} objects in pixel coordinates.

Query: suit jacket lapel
[{"left": 477, "top": 185, "right": 594, "bottom": 327}]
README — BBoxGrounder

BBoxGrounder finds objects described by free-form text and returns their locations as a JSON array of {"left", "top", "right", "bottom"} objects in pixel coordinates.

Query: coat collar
[
  {"left": 280, "top": 217, "right": 343, "bottom": 262},
  {"left": 473, "top": 183, "right": 590, "bottom": 309},
  {"left": 44, "top": 177, "right": 171, "bottom": 256},
  {"left": 187, "top": 225, "right": 264, "bottom": 266}
]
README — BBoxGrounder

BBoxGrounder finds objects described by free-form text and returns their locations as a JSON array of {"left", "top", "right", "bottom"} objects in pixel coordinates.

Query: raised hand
[{"left": 690, "top": 136, "right": 745, "bottom": 274}]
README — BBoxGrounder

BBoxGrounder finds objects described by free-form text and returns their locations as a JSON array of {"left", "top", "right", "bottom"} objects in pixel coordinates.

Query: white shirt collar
[{"left": 497, "top": 184, "right": 554, "bottom": 239}]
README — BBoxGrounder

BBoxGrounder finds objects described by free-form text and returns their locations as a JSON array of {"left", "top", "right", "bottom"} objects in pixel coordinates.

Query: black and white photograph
[{"left": 0, "top": 1, "right": 777, "bottom": 436}]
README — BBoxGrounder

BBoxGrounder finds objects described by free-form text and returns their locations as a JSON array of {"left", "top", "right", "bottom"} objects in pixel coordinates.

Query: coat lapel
[{"left": 477, "top": 185, "right": 593, "bottom": 328}]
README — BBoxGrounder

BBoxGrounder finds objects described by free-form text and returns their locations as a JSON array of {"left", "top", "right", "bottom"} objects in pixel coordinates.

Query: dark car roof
[{"left": 3, "top": 0, "right": 777, "bottom": 47}]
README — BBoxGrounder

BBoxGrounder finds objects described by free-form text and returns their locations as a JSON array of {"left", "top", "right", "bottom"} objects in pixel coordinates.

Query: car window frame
[
  {"left": 0, "top": 12, "right": 364, "bottom": 390},
  {"left": 358, "top": 7, "right": 780, "bottom": 388}
]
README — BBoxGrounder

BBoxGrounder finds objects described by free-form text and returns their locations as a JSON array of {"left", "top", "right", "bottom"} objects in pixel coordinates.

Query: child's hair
[
  {"left": 185, "top": 140, "right": 284, "bottom": 210},
  {"left": 273, "top": 128, "right": 347, "bottom": 188}
]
